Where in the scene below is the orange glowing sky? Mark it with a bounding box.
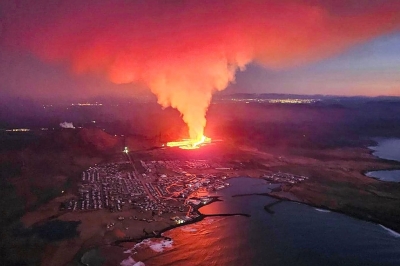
[0,0,399,138]
[1,1,399,99]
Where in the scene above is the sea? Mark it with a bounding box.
[366,138,400,182]
[93,177,400,266]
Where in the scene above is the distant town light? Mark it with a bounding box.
[5,128,31,132]
[228,98,318,104]
[123,147,129,153]
[71,103,103,106]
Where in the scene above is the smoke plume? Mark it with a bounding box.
[2,0,399,139]
[59,122,75,129]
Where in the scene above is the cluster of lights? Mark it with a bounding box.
[267,99,317,104]
[228,98,318,104]
[5,128,31,132]
[71,103,103,106]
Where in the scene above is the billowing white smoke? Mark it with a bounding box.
[59,122,75,129]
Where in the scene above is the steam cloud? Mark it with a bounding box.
[59,122,75,129]
[2,0,399,139]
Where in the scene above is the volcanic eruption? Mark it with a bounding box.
[2,0,399,149]
[167,135,212,150]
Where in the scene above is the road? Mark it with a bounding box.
[125,152,156,201]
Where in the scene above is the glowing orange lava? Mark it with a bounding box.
[167,135,211,150]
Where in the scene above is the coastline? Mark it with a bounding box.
[231,189,400,235]
[263,139,400,234]
[13,139,400,266]
[363,169,400,183]
[113,196,249,246]
[367,138,400,163]
[97,170,400,265]
[76,195,251,265]
[362,138,400,182]
[362,141,400,176]
[268,192,400,234]
[68,145,400,265]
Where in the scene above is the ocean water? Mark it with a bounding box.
[369,138,400,162]
[366,170,400,182]
[367,138,400,182]
[119,178,400,266]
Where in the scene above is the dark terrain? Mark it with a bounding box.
[1,94,400,265]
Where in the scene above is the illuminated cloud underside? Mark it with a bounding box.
[2,0,399,140]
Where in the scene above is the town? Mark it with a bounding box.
[60,154,232,225]
[60,151,310,226]
[262,172,309,184]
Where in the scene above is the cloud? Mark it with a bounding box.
[2,0,399,139]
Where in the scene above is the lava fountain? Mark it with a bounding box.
[167,135,211,150]
[5,1,399,152]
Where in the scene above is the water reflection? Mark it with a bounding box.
[367,138,400,182]
[141,178,400,266]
